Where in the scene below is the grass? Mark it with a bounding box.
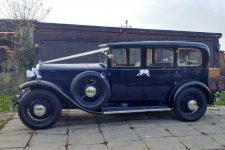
[215,92,225,105]
[0,95,13,112]
[0,95,15,130]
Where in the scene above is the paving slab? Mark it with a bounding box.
[69,123,99,132]
[209,106,225,116]
[134,126,173,138]
[68,112,96,125]
[204,110,218,116]
[35,126,68,135]
[53,118,68,127]
[69,128,104,145]
[186,116,211,125]
[1,148,23,150]
[155,118,189,127]
[209,133,225,146]
[12,113,19,119]
[216,122,225,129]
[107,140,148,150]
[100,124,140,142]
[178,135,224,150]
[29,134,67,146]
[147,112,174,120]
[192,124,225,134]
[25,145,66,150]
[213,110,225,116]
[68,144,107,150]
[0,119,33,135]
[127,119,159,128]
[165,126,201,137]
[205,115,225,123]
[144,137,187,150]
[0,134,31,149]
[69,125,100,135]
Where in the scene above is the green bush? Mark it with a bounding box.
[0,45,35,95]
[0,72,25,95]
[215,92,225,105]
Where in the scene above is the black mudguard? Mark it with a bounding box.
[18,80,102,114]
[170,81,215,105]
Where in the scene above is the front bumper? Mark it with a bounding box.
[9,90,28,110]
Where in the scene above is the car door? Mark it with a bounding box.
[142,47,177,104]
[109,47,143,101]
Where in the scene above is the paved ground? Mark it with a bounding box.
[1,107,225,150]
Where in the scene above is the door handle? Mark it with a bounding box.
[137,69,150,77]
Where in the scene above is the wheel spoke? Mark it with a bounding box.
[91,80,97,86]
[81,94,86,99]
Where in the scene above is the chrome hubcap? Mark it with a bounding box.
[85,86,97,97]
[33,104,46,117]
[187,100,198,111]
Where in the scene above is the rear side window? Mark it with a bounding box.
[178,48,202,66]
[146,48,174,67]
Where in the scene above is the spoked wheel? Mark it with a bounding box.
[70,71,110,110]
[174,88,207,122]
[18,89,62,129]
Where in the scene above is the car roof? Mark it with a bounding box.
[99,41,209,53]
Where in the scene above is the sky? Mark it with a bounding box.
[2,0,225,49]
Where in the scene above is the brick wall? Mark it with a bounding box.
[208,67,225,92]
[209,68,221,78]
[209,76,225,93]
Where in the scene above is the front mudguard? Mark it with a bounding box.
[12,80,101,114]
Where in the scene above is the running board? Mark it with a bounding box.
[102,106,172,114]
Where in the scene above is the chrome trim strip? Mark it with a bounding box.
[103,108,172,114]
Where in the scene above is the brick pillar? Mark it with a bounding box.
[219,51,225,68]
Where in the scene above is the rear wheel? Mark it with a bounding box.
[18,89,62,129]
[174,88,207,122]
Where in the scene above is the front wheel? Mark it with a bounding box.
[174,88,207,122]
[18,89,62,129]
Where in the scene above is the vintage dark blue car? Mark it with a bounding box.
[13,41,216,129]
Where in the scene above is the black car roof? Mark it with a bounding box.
[99,41,209,53]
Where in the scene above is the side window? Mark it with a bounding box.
[178,48,202,66]
[111,48,126,66]
[111,48,141,67]
[146,48,174,67]
[129,48,141,67]
[146,49,153,66]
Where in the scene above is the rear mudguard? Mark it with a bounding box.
[170,81,215,105]
[19,80,102,114]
